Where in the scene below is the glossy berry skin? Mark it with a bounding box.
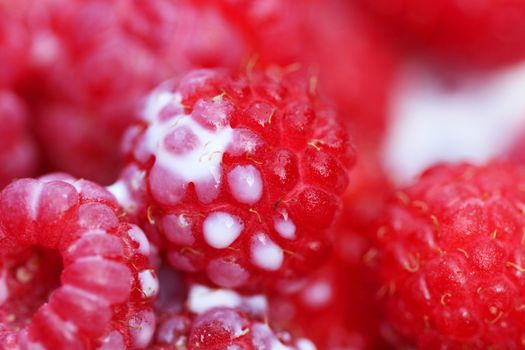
[22,0,247,184]
[373,163,525,349]
[205,0,396,143]
[0,91,37,189]
[270,219,388,350]
[151,275,316,350]
[267,145,392,349]
[354,0,525,68]
[116,67,354,290]
[0,175,158,349]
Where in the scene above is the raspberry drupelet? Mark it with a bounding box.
[0,174,158,349]
[371,162,525,348]
[150,268,316,350]
[113,67,354,289]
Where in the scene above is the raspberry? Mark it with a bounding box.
[354,0,525,67]
[270,220,387,350]
[151,272,316,350]
[0,174,158,349]
[204,0,396,143]
[343,146,392,232]
[0,91,37,189]
[21,0,247,184]
[372,162,525,348]
[114,67,354,289]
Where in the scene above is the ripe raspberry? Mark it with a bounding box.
[354,0,525,67]
[270,221,387,350]
[372,162,525,348]
[0,174,158,349]
[151,273,316,350]
[21,0,247,184]
[203,0,396,143]
[114,67,354,289]
[342,146,392,232]
[0,91,37,189]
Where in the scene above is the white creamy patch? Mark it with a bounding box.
[273,211,296,240]
[187,285,242,314]
[385,61,525,184]
[297,339,317,350]
[203,211,243,249]
[251,233,284,271]
[243,295,268,316]
[227,165,263,204]
[142,89,234,204]
[187,284,268,315]
[107,180,134,212]
[143,90,179,122]
[127,225,151,256]
[138,270,159,298]
[301,280,332,308]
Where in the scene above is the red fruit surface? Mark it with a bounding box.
[270,219,388,350]
[0,175,158,349]
[0,4,30,88]
[354,0,525,68]
[204,0,396,143]
[150,269,316,350]
[266,138,393,349]
[372,162,525,348]
[20,0,247,184]
[0,91,37,189]
[114,67,354,290]
[343,146,392,232]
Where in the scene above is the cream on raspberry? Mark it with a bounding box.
[114,67,354,289]
[153,283,317,350]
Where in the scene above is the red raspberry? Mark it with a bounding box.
[21,0,247,184]
[0,91,37,189]
[343,146,392,232]
[0,174,158,349]
[114,67,354,289]
[270,221,387,350]
[354,0,525,68]
[372,162,525,348]
[203,0,397,143]
[151,270,316,350]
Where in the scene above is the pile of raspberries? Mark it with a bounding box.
[2,0,525,349]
